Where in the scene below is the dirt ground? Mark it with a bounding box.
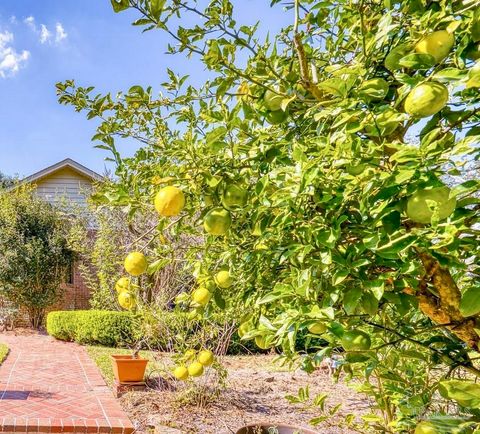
[120,354,370,434]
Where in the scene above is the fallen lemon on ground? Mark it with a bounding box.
[188,361,204,377]
[406,186,456,224]
[197,350,214,366]
[341,330,371,351]
[192,287,212,306]
[203,207,232,235]
[404,82,448,118]
[215,270,233,289]
[154,185,185,217]
[173,365,189,381]
[124,251,148,276]
[115,277,130,293]
[415,30,454,63]
[118,291,136,310]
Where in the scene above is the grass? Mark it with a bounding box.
[0,343,9,365]
[86,346,163,386]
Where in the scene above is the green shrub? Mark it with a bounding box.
[46,310,134,346]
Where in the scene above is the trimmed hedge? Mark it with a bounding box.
[46,310,134,347]
[46,309,264,353]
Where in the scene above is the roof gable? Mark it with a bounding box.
[22,158,103,184]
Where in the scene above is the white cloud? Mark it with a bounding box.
[55,23,67,44]
[39,24,51,44]
[0,31,30,78]
[23,16,67,45]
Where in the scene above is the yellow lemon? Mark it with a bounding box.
[404,82,448,118]
[118,291,136,310]
[406,187,456,224]
[197,350,214,367]
[173,365,189,381]
[188,361,204,377]
[203,207,232,235]
[192,287,212,306]
[215,270,233,289]
[415,30,455,63]
[115,277,130,293]
[124,251,148,276]
[154,186,185,217]
[184,349,196,360]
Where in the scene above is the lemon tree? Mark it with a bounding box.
[58,0,480,431]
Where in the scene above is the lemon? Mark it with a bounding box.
[415,30,455,63]
[184,349,196,360]
[115,277,130,293]
[358,78,389,102]
[406,187,456,224]
[341,330,371,351]
[263,89,284,111]
[173,365,189,381]
[124,251,148,276]
[221,183,248,210]
[346,163,366,176]
[364,108,401,137]
[118,291,136,310]
[215,270,233,289]
[414,421,438,434]
[265,110,288,125]
[192,287,212,306]
[154,186,185,217]
[203,207,232,235]
[255,335,272,350]
[197,350,214,366]
[188,361,204,377]
[307,322,327,335]
[404,82,448,118]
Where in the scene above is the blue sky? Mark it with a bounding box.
[0,1,291,178]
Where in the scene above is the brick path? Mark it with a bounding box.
[0,333,134,433]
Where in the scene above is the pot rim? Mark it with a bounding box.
[236,422,318,434]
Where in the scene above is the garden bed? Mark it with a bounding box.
[87,347,368,433]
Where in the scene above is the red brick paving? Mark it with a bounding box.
[0,334,134,433]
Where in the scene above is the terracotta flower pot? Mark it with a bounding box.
[111,355,148,383]
[236,424,318,434]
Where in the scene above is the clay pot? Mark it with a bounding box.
[111,355,148,383]
[236,424,318,434]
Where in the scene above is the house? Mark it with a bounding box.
[20,158,103,313]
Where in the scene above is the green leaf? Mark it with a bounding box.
[460,287,480,317]
[438,380,480,408]
[110,0,129,13]
[398,53,436,69]
[149,0,166,20]
[343,287,362,314]
[332,269,349,286]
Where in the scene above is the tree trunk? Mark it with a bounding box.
[417,252,480,351]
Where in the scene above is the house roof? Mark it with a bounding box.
[22,158,104,184]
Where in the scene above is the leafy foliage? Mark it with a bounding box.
[0,186,73,328]
[57,0,480,430]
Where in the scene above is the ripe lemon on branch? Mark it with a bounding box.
[215,270,233,289]
[115,277,130,293]
[404,82,448,118]
[415,30,455,63]
[406,186,456,224]
[154,185,185,217]
[188,361,204,377]
[192,287,212,306]
[118,290,136,310]
[124,251,148,276]
[173,365,189,381]
[197,350,214,366]
[203,207,232,235]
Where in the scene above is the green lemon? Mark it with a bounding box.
[415,30,455,63]
[263,89,284,111]
[404,82,448,118]
[221,183,248,210]
[265,110,288,125]
[364,108,401,137]
[307,322,327,335]
[358,78,389,102]
[203,207,232,235]
[406,187,456,224]
[341,330,371,351]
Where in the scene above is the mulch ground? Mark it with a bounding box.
[119,354,370,434]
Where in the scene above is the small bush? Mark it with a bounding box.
[46,310,134,346]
